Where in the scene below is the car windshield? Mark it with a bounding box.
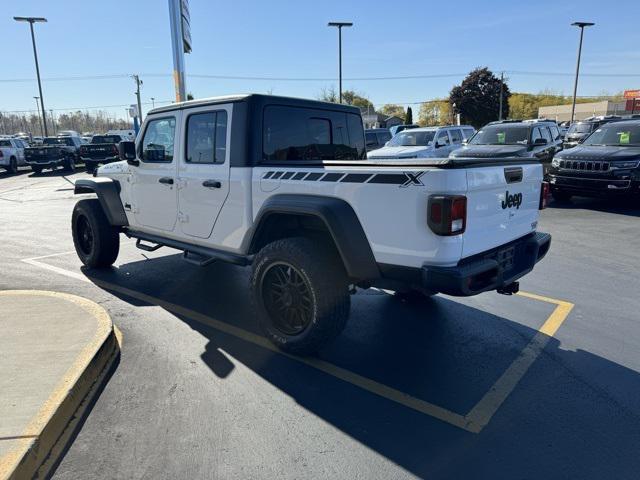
[568,123,593,134]
[91,135,121,144]
[44,137,72,145]
[582,124,640,146]
[387,130,435,147]
[469,125,529,145]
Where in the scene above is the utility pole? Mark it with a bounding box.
[34,96,44,136]
[570,22,595,123]
[14,17,48,136]
[328,22,353,103]
[498,71,504,121]
[132,75,143,124]
[168,0,190,102]
[49,109,56,135]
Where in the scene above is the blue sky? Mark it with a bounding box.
[4,0,640,119]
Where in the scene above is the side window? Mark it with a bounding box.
[185,111,227,164]
[449,128,463,144]
[262,106,365,162]
[463,128,475,140]
[141,117,176,163]
[365,132,378,147]
[550,125,561,140]
[530,127,543,144]
[436,130,450,145]
[540,126,552,143]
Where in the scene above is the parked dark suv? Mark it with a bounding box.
[563,116,621,149]
[365,128,392,152]
[450,119,563,169]
[548,119,640,200]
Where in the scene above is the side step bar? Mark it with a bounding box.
[126,229,251,267]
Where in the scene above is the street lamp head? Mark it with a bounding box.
[13,16,47,23]
[571,21,594,28]
[328,22,353,28]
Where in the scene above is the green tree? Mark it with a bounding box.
[379,104,405,118]
[405,106,413,125]
[318,87,374,111]
[449,67,510,128]
[418,100,450,126]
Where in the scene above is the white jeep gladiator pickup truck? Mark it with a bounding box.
[71,94,551,354]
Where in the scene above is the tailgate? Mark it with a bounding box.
[462,163,542,258]
[83,144,116,158]
[25,147,60,161]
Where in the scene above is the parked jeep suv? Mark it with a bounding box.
[548,119,640,200]
[450,119,563,169]
[563,116,621,149]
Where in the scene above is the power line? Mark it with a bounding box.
[0,70,638,84]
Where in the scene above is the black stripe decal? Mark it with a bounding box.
[304,172,323,181]
[281,171,294,180]
[271,171,284,179]
[292,172,307,180]
[263,171,275,179]
[340,173,372,183]
[367,174,407,185]
[320,173,344,182]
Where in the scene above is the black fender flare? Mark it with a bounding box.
[248,194,379,282]
[74,178,129,227]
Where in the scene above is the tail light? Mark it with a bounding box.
[539,181,550,210]
[112,144,119,154]
[428,195,467,236]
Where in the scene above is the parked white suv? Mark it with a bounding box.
[71,95,550,354]
[368,125,476,159]
[0,138,27,173]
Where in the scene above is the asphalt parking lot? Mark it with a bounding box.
[2,167,640,479]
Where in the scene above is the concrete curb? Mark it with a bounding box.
[0,290,121,480]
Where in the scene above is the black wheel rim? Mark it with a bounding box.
[77,215,94,256]
[261,262,313,335]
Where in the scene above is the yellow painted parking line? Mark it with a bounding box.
[21,252,574,434]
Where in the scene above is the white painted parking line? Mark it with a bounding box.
[20,249,574,433]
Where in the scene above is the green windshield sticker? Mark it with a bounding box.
[619,131,630,144]
[497,132,506,144]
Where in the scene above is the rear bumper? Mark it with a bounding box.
[80,156,118,164]
[25,158,64,166]
[422,232,551,296]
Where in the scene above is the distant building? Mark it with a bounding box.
[361,113,403,129]
[538,100,637,122]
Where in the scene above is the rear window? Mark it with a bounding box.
[262,106,366,162]
[44,137,73,146]
[377,131,391,144]
[91,135,122,144]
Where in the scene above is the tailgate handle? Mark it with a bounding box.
[504,167,523,184]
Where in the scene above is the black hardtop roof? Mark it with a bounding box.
[597,119,640,128]
[148,94,362,116]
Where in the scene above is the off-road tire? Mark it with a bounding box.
[8,157,17,174]
[31,166,42,174]
[250,237,350,355]
[86,163,95,174]
[72,199,120,268]
[63,156,76,172]
[551,190,572,202]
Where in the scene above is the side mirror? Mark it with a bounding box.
[118,141,138,165]
[533,138,548,146]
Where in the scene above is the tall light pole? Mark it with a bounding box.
[570,22,594,124]
[328,22,353,104]
[14,17,48,136]
[150,97,156,109]
[33,96,44,136]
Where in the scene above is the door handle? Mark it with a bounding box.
[158,177,174,185]
[202,179,222,189]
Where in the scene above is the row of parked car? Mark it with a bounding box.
[365,115,640,200]
[0,130,132,175]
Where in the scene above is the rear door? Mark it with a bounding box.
[462,163,542,258]
[132,115,180,232]
[177,104,231,239]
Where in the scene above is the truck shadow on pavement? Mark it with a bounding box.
[550,196,640,217]
[81,254,640,479]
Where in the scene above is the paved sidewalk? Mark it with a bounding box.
[0,290,119,480]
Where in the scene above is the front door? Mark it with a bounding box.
[132,115,180,232]
[177,105,231,239]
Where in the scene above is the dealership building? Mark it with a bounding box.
[538,90,640,122]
